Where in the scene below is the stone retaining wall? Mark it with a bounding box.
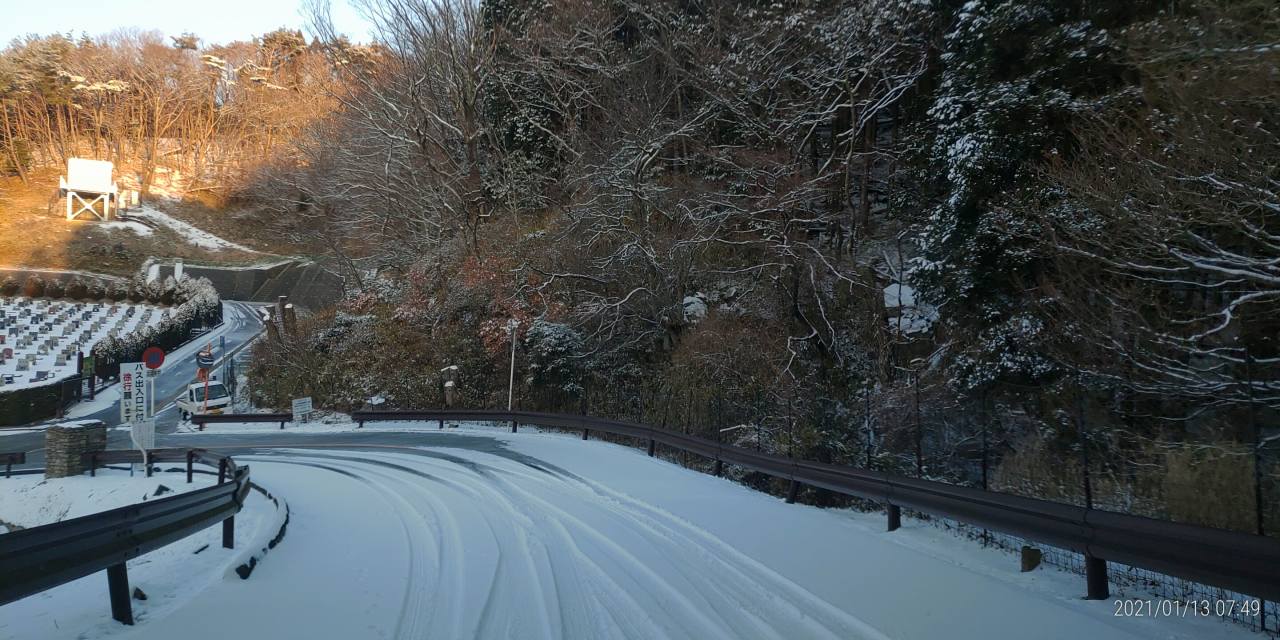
[45,422,107,478]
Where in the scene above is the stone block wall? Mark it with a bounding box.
[45,422,107,478]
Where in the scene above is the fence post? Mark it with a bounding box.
[89,451,97,477]
[186,451,193,484]
[144,450,151,478]
[1085,555,1109,599]
[107,563,133,625]
[217,459,227,484]
[222,516,235,549]
[914,372,923,478]
[886,504,901,532]
[1076,396,1093,510]
[1245,350,1265,537]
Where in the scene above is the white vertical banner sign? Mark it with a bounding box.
[120,361,153,473]
[119,362,147,424]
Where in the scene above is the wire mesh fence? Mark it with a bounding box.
[922,514,1277,636]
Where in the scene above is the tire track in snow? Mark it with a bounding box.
[237,445,890,640]
[238,456,438,640]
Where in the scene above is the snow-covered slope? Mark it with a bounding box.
[129,206,257,253]
[0,297,164,391]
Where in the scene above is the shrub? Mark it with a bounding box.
[22,275,44,298]
[108,281,128,301]
[0,277,18,296]
[88,280,107,300]
[127,282,146,303]
[65,277,89,300]
[92,277,223,375]
[45,279,65,299]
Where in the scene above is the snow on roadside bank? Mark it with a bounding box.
[0,468,279,640]
[129,205,257,253]
[0,467,211,529]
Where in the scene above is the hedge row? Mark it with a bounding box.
[91,276,222,379]
[0,378,73,427]
[1,274,182,305]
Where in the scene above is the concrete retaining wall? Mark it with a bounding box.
[155,261,343,312]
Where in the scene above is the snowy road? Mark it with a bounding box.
[75,429,1246,640]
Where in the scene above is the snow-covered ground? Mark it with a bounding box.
[0,466,210,530]
[113,427,1249,639]
[102,220,154,237]
[0,297,164,391]
[128,206,257,253]
[0,468,281,639]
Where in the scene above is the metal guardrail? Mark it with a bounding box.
[347,409,1280,604]
[2,451,25,478]
[191,412,292,430]
[0,448,251,625]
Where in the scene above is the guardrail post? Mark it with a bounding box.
[358,418,365,429]
[198,418,204,431]
[887,504,901,531]
[511,420,518,433]
[786,480,800,504]
[279,418,285,430]
[4,457,11,479]
[223,516,235,549]
[144,451,152,478]
[218,459,227,484]
[647,438,656,457]
[186,451,194,484]
[107,563,133,625]
[89,451,97,477]
[582,428,589,440]
[713,459,723,476]
[439,419,444,430]
[1085,555,1109,599]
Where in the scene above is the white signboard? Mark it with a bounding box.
[292,396,313,422]
[119,362,149,424]
[66,158,115,193]
[130,418,155,451]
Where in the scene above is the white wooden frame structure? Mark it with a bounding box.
[60,158,119,221]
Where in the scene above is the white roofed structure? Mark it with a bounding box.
[59,158,120,221]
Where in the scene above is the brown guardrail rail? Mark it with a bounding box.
[343,408,1280,604]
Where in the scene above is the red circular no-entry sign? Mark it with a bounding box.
[142,346,165,369]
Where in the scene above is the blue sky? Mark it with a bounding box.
[1,0,374,47]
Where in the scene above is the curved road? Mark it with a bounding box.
[46,429,1232,640]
